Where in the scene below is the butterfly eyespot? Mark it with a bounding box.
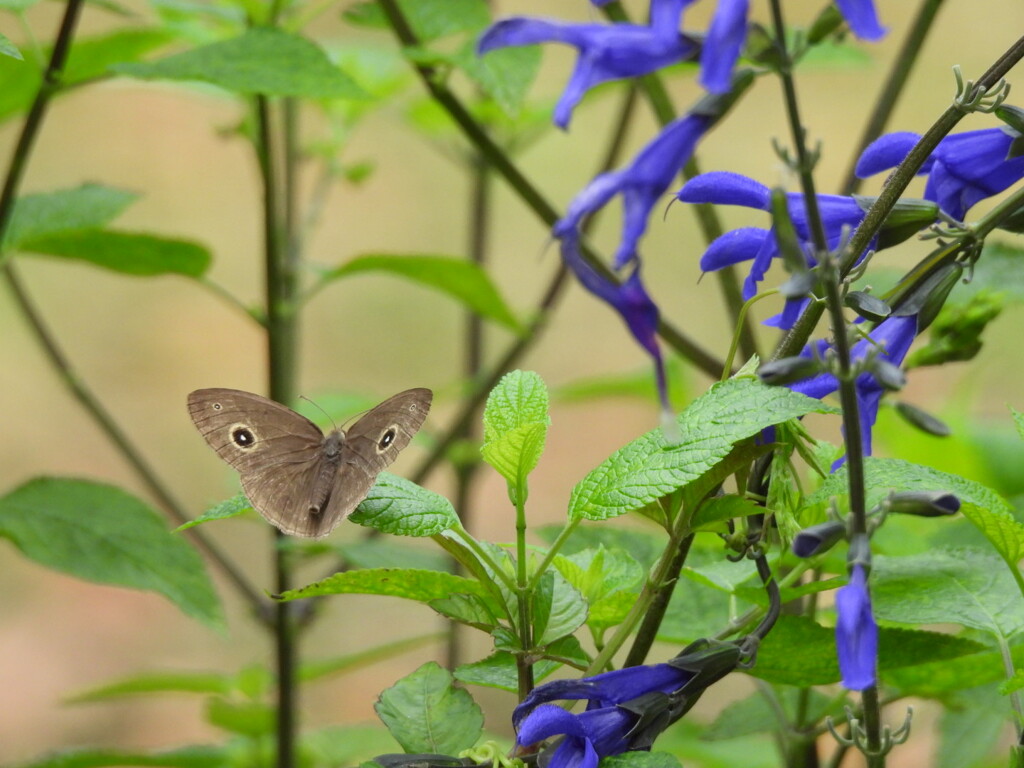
[212,403,222,411]
[232,427,256,448]
[378,428,397,450]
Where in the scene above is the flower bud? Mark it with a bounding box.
[845,291,891,322]
[894,401,951,436]
[886,490,960,517]
[792,520,847,557]
[867,358,907,391]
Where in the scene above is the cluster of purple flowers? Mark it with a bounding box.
[477,0,1024,762]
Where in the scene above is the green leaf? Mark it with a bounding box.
[375,662,483,754]
[554,546,643,629]
[0,478,224,629]
[21,230,212,277]
[459,41,541,117]
[4,185,137,250]
[115,27,366,98]
[691,494,765,532]
[68,671,231,702]
[531,570,588,646]
[810,458,1024,565]
[429,592,499,631]
[205,697,274,736]
[454,650,569,692]
[323,254,521,332]
[349,473,458,536]
[302,725,402,767]
[336,538,451,572]
[938,686,1007,768]
[481,370,550,489]
[0,30,22,60]
[343,0,490,40]
[0,28,175,124]
[872,549,1024,638]
[704,687,841,741]
[601,754,682,768]
[569,377,833,521]
[277,567,489,604]
[9,746,227,768]
[175,494,252,532]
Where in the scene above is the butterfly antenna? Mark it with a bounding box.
[299,395,338,431]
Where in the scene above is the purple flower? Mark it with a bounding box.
[513,664,692,768]
[676,171,876,327]
[835,563,878,690]
[789,314,919,460]
[477,0,695,129]
[698,0,885,94]
[558,114,711,270]
[856,127,1024,221]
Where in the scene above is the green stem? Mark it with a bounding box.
[514,483,534,698]
[839,0,948,195]
[775,34,1024,361]
[255,93,299,768]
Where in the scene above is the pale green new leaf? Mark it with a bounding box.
[0,478,224,629]
[570,377,832,521]
[531,570,588,646]
[0,30,22,60]
[67,671,231,702]
[9,746,226,768]
[115,27,366,99]
[175,494,252,532]
[375,662,483,754]
[481,370,550,488]
[322,254,521,332]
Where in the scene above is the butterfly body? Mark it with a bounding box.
[188,387,432,538]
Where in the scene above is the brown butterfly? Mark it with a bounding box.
[187,388,432,538]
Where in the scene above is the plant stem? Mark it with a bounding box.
[839,0,948,195]
[0,0,266,614]
[255,93,299,768]
[514,484,534,698]
[623,532,693,667]
[775,34,1024,360]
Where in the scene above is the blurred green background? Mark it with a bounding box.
[2,0,1024,763]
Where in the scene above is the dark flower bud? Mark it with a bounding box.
[769,187,808,279]
[792,520,847,558]
[867,358,907,391]
[894,401,951,436]
[886,490,961,517]
[758,356,822,386]
[845,291,891,322]
[907,289,1003,368]
[807,4,844,43]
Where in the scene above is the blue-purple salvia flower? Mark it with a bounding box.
[789,313,919,460]
[835,563,878,690]
[676,171,877,328]
[698,0,885,94]
[554,114,710,423]
[513,664,694,768]
[856,127,1024,221]
[477,0,695,129]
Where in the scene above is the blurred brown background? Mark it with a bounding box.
[2,0,1023,763]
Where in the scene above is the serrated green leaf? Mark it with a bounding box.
[67,671,231,703]
[872,549,1024,638]
[887,643,1024,698]
[0,29,175,124]
[343,0,489,40]
[115,27,366,98]
[336,538,451,572]
[554,546,643,629]
[21,230,212,277]
[569,377,833,521]
[531,570,588,646]
[4,185,137,250]
[205,697,273,736]
[176,494,252,532]
[9,746,227,768]
[481,370,550,489]
[349,473,458,536]
[278,567,489,604]
[375,662,483,754]
[0,478,224,629]
[811,457,1024,566]
[322,254,521,332]
[429,592,499,631]
[454,650,566,692]
[0,30,22,60]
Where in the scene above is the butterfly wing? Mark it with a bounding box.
[187,388,330,536]
[317,388,433,532]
